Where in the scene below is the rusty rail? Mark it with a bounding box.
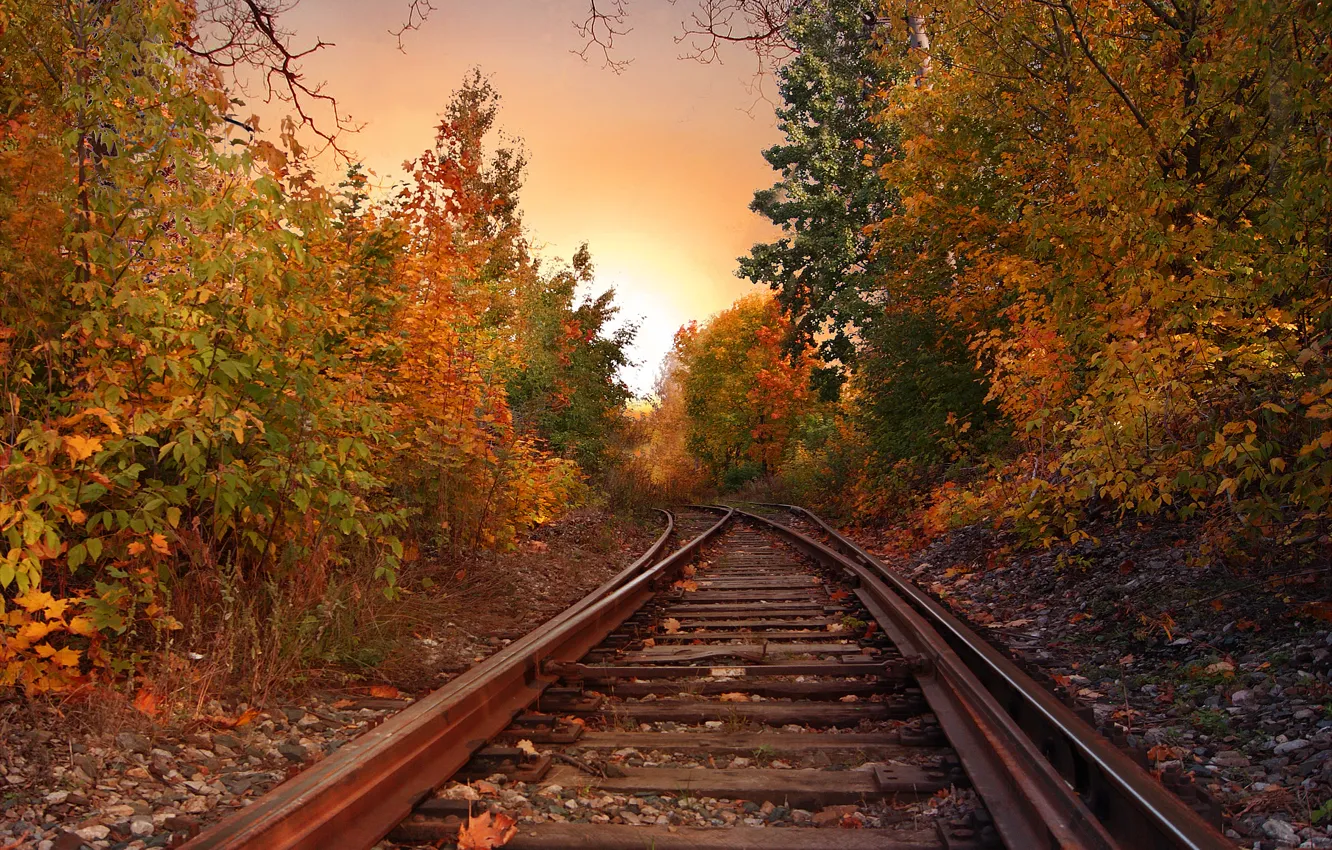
[183,508,729,850]
[746,504,1233,850]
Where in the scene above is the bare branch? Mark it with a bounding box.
[391,0,438,52]
[180,0,359,157]
[574,0,634,73]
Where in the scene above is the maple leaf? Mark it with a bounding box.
[682,564,697,578]
[828,590,850,602]
[150,534,170,555]
[641,638,656,648]
[15,589,57,614]
[457,811,517,850]
[662,618,682,634]
[718,692,750,702]
[839,694,859,703]
[515,739,538,756]
[368,684,401,699]
[672,579,699,592]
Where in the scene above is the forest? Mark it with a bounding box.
[0,0,1329,708]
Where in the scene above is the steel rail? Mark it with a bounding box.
[751,503,1233,850]
[733,507,1114,849]
[184,508,731,850]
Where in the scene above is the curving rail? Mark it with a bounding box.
[748,503,1232,850]
[183,508,729,850]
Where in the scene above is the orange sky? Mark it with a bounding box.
[262,0,784,393]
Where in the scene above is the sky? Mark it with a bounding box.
[257,0,785,395]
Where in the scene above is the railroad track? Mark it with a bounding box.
[183,506,1234,850]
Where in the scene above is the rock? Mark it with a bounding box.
[1263,818,1300,845]
[213,733,241,750]
[1231,690,1256,706]
[131,819,154,837]
[277,742,308,763]
[76,825,111,841]
[812,805,858,827]
[44,790,69,804]
[182,796,210,814]
[1275,740,1311,756]
[117,732,152,755]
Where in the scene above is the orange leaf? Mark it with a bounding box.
[134,688,160,718]
[457,811,517,850]
[718,692,750,702]
[202,707,262,728]
[369,684,401,699]
[828,590,851,602]
[672,579,699,592]
[662,618,682,634]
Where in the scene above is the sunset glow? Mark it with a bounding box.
[260,0,783,393]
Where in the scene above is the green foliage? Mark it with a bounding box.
[738,0,906,398]
[508,244,637,471]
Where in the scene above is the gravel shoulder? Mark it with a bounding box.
[846,515,1332,848]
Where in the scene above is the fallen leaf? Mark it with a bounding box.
[1204,660,1235,676]
[1209,599,1226,612]
[515,739,538,756]
[368,684,400,699]
[839,694,859,703]
[826,623,845,633]
[828,590,850,602]
[662,618,682,634]
[1236,619,1261,632]
[672,579,699,592]
[1294,601,1332,622]
[1068,612,1093,624]
[331,699,355,709]
[719,692,750,702]
[641,638,656,648]
[457,811,517,850]
[133,688,159,718]
[203,707,261,728]
[1119,654,1136,665]
[682,564,697,578]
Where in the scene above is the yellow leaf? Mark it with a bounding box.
[15,589,56,613]
[67,616,97,636]
[151,534,169,555]
[63,435,103,463]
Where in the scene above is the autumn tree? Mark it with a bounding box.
[0,8,635,693]
[671,295,815,486]
[870,0,1332,540]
